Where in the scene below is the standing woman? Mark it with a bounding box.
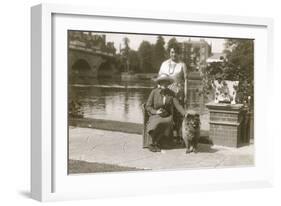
[159,46,188,107]
[158,46,189,140]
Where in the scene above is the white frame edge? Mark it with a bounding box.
[31,4,42,201]
[31,4,53,201]
[31,3,274,202]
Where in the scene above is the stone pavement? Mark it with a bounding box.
[69,127,254,172]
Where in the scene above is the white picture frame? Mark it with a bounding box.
[31,3,274,202]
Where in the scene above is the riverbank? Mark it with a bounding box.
[69,127,254,174]
[69,118,142,134]
[120,71,203,81]
[121,72,157,81]
[69,160,146,174]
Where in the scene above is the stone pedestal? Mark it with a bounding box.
[206,102,246,147]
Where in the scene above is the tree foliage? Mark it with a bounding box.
[138,41,154,73]
[202,39,254,104]
[120,37,131,72]
[225,39,254,104]
[167,37,180,53]
[122,37,130,57]
[153,35,166,72]
[128,50,140,73]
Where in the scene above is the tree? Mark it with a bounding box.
[121,37,131,72]
[123,37,130,56]
[224,39,254,104]
[128,50,140,73]
[138,41,154,73]
[201,39,254,104]
[106,42,116,54]
[167,37,179,53]
[153,35,166,72]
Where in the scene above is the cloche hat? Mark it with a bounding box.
[153,73,174,84]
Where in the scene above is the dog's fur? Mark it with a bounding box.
[182,112,200,153]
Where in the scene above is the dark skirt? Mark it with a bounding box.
[147,114,173,138]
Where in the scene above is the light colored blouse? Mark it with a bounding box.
[159,59,188,84]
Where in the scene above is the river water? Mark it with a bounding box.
[70,78,154,123]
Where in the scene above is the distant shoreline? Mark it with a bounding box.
[71,83,154,89]
[120,72,157,81]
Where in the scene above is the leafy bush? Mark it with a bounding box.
[201,39,254,106]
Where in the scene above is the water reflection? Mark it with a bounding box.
[69,78,153,123]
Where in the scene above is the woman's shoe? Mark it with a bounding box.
[185,148,192,154]
[148,144,157,152]
[155,145,161,152]
[192,148,198,153]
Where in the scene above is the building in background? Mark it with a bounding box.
[68,31,116,55]
[178,38,212,72]
[206,53,226,63]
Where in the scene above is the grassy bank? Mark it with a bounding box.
[69,118,143,134]
[68,159,146,174]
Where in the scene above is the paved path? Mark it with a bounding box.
[69,127,254,172]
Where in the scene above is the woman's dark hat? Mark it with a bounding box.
[153,74,174,84]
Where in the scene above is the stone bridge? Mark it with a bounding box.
[68,41,118,82]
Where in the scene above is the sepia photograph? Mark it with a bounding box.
[67,30,254,174]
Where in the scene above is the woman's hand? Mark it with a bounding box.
[184,112,188,118]
[156,108,163,114]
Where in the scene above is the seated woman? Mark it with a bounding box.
[146,74,187,152]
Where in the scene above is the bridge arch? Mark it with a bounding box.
[71,59,91,76]
[69,58,93,83]
[68,49,119,82]
[97,61,116,78]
